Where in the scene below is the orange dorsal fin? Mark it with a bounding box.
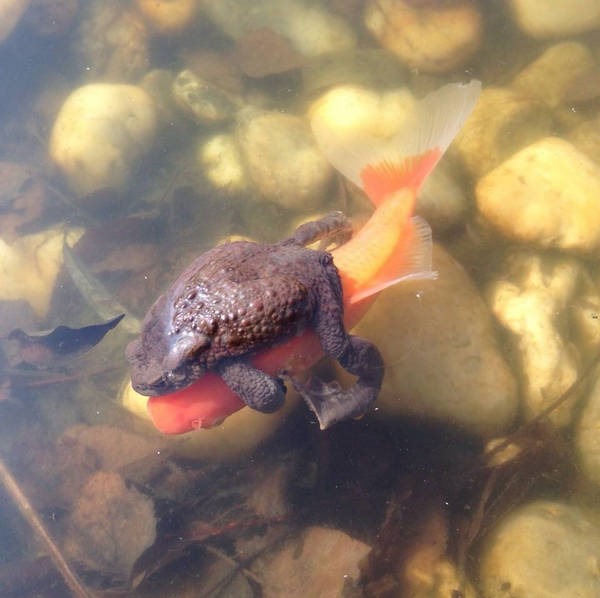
[311,80,481,205]
[360,149,441,206]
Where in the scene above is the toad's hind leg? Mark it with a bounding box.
[287,211,352,248]
[294,335,383,429]
[217,359,286,413]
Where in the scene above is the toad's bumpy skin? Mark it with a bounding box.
[126,212,383,428]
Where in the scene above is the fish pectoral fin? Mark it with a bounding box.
[348,215,436,304]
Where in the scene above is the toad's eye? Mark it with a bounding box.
[163,334,210,371]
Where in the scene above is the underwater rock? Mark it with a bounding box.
[23,0,79,38]
[73,0,149,81]
[452,87,552,178]
[135,0,197,35]
[309,83,417,141]
[568,114,600,167]
[49,83,157,196]
[364,0,482,73]
[479,500,600,597]
[120,380,300,462]
[173,69,239,124]
[511,41,596,109]
[236,107,333,211]
[507,0,600,39]
[417,159,468,233]
[576,371,600,487]
[140,69,184,130]
[346,245,518,438]
[476,137,600,253]
[487,251,581,427]
[302,49,406,97]
[0,228,82,319]
[197,133,249,193]
[247,526,370,597]
[198,0,356,58]
[0,0,31,43]
[302,48,406,97]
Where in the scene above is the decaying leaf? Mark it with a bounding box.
[6,314,124,368]
[63,243,141,335]
[234,28,304,78]
[64,471,157,579]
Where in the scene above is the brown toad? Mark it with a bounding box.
[126,212,383,429]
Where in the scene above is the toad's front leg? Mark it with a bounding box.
[217,359,286,413]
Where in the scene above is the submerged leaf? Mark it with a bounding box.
[63,243,141,335]
[234,28,304,77]
[7,314,124,367]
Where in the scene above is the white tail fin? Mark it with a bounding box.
[311,80,481,203]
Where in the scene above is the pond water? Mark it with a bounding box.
[2,1,600,597]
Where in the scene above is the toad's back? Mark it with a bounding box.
[164,240,333,367]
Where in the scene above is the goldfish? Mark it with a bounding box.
[140,80,481,434]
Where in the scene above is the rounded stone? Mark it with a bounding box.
[197,133,249,193]
[476,137,600,253]
[308,84,417,141]
[417,159,468,233]
[452,87,552,178]
[135,0,197,34]
[364,0,482,73]
[198,0,356,58]
[0,0,31,43]
[73,0,149,82]
[479,501,600,597]
[486,250,582,427]
[511,41,596,108]
[49,84,157,196]
[236,108,333,211]
[173,69,239,124]
[346,244,518,438]
[507,0,600,39]
[576,371,600,486]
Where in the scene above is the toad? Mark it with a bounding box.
[126,80,481,433]
[126,211,384,429]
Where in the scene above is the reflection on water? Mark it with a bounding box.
[1,1,600,596]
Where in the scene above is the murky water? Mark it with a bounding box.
[2,1,600,597]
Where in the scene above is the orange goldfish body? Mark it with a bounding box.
[147,81,482,434]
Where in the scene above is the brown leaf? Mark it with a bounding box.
[91,243,159,275]
[234,28,305,78]
[64,471,157,579]
[6,314,124,368]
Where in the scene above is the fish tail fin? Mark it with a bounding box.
[311,80,481,206]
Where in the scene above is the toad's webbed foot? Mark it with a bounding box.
[293,335,383,429]
[217,359,286,413]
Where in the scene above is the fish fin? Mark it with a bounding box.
[311,80,481,205]
[349,215,436,303]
